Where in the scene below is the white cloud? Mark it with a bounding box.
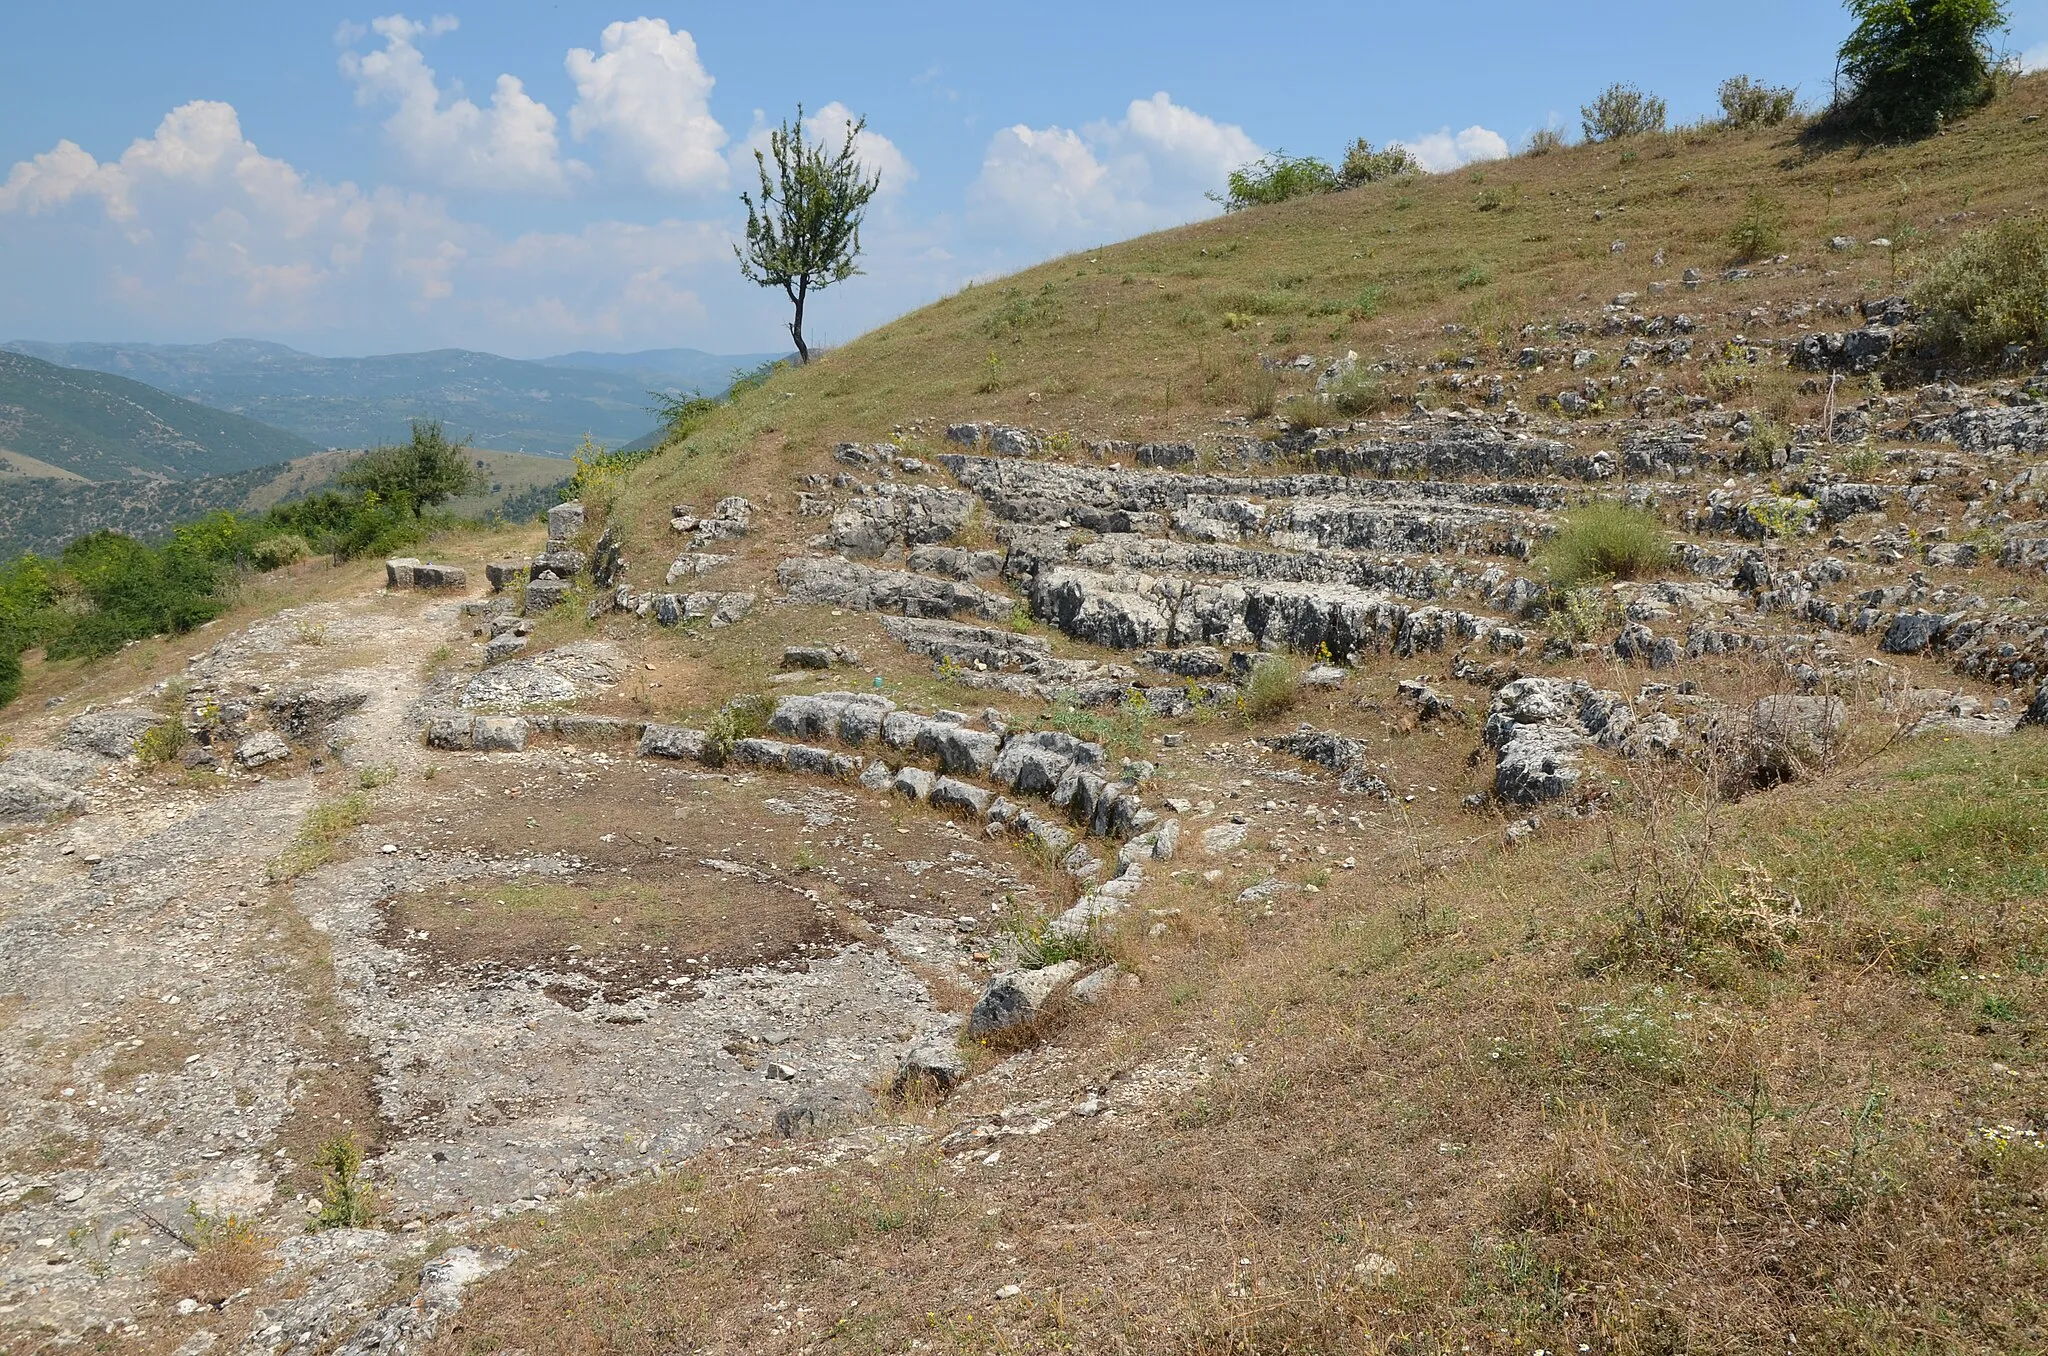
[731,102,916,198]
[565,18,727,193]
[968,92,1259,239]
[2022,41,2048,73]
[1394,125,1510,174]
[339,14,572,194]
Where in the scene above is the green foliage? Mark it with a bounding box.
[736,105,883,362]
[1727,190,1789,262]
[248,533,312,571]
[311,1135,375,1230]
[134,720,189,767]
[562,435,652,524]
[648,390,722,444]
[335,420,484,519]
[1238,656,1302,724]
[1581,83,1668,141]
[1326,366,1392,418]
[1524,128,1568,156]
[1337,139,1418,187]
[702,692,775,767]
[1719,75,1799,128]
[1745,496,1818,538]
[1216,151,1340,213]
[1912,216,2048,361]
[1544,585,1615,646]
[1831,0,2009,139]
[1540,502,1671,587]
[1743,416,1795,469]
[42,531,233,661]
[269,793,371,883]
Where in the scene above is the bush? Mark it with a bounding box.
[1581,83,1668,142]
[1830,0,2009,139]
[1337,139,1417,187]
[1238,656,1301,724]
[1719,75,1799,128]
[1912,217,2048,361]
[1540,502,1672,587]
[311,1135,375,1230]
[1217,152,1339,212]
[1524,128,1568,157]
[249,534,312,572]
[703,692,776,766]
[1727,190,1789,262]
[43,531,232,661]
[1326,366,1392,419]
[134,720,189,767]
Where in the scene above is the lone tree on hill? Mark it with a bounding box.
[1830,0,2010,139]
[337,419,484,518]
[736,106,882,364]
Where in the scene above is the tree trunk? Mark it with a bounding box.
[789,281,809,363]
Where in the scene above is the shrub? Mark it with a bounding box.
[1743,416,1795,469]
[1830,0,2009,140]
[1326,366,1392,418]
[1540,502,1671,587]
[1244,362,1279,420]
[134,720,189,767]
[1581,83,1668,142]
[1726,190,1789,262]
[1238,656,1302,724]
[311,1136,374,1230]
[249,534,311,572]
[1912,217,2048,361]
[1524,128,1568,157]
[703,692,775,766]
[1337,139,1417,187]
[1720,76,1798,129]
[1216,152,1339,212]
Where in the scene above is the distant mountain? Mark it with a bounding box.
[1,339,773,454]
[541,346,786,389]
[0,350,318,481]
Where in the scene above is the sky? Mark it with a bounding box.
[3,2,2045,360]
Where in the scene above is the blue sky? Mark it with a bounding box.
[3,2,2044,358]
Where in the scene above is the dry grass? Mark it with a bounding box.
[608,74,2048,579]
[431,729,2047,1355]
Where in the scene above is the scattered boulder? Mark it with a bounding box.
[2024,684,2048,728]
[233,731,292,768]
[893,1028,969,1095]
[639,724,709,760]
[58,708,164,759]
[267,681,371,741]
[485,560,528,592]
[386,559,467,589]
[0,769,87,826]
[966,961,1081,1036]
[781,644,861,670]
[1746,695,1847,782]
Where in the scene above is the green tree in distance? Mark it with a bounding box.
[1832,0,2010,138]
[336,419,484,519]
[736,107,882,364]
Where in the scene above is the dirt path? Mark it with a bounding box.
[1,583,1022,1351]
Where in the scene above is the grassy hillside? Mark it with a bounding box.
[402,75,2048,1356]
[616,72,2048,552]
[0,349,316,481]
[1,338,757,453]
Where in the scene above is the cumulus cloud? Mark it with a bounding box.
[2022,41,2048,73]
[339,14,572,194]
[969,92,1259,239]
[1394,125,1511,174]
[565,18,728,192]
[0,99,785,353]
[730,101,916,198]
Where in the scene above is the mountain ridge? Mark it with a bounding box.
[1,338,780,454]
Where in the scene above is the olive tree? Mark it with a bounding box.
[336,419,484,518]
[735,106,882,364]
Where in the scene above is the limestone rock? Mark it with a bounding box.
[0,770,86,826]
[58,708,164,759]
[966,961,1081,1036]
[639,724,709,760]
[234,731,292,768]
